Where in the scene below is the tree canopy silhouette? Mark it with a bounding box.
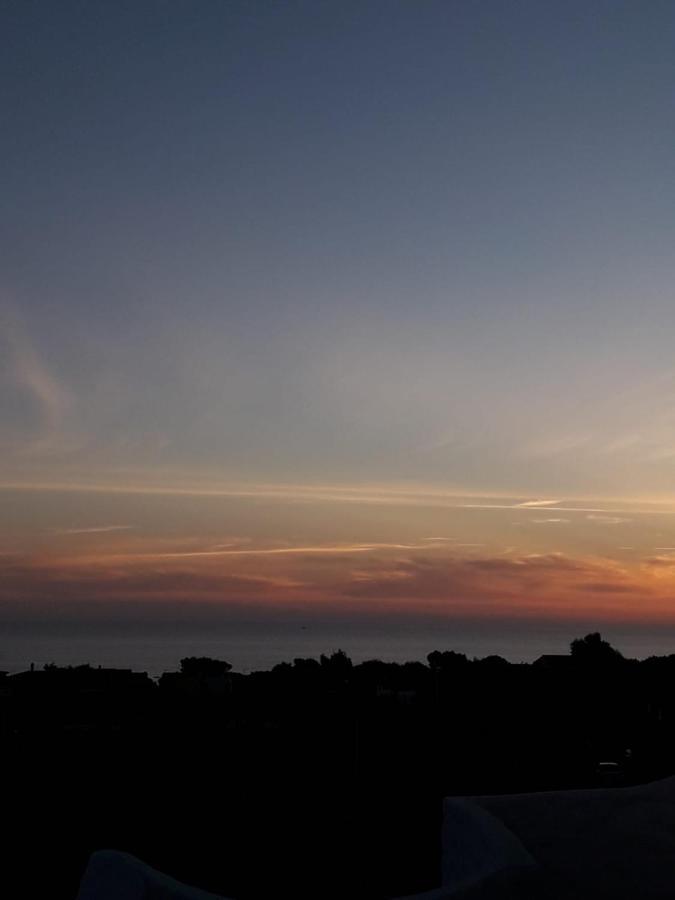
[570,632,623,664]
[427,650,469,672]
[320,649,353,676]
[179,656,232,677]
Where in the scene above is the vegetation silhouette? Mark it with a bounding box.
[4,633,675,899]
[180,656,233,676]
[570,630,625,665]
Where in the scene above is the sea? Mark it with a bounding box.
[4,626,675,678]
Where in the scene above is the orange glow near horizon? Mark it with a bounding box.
[4,482,675,647]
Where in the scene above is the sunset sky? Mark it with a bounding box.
[4,2,675,664]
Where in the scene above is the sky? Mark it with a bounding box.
[4,1,675,662]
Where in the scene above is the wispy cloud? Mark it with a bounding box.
[461,503,613,513]
[88,540,457,562]
[531,518,570,524]
[54,525,135,535]
[586,514,631,525]
[0,309,75,455]
[643,556,675,568]
[342,551,643,619]
[3,479,673,516]
[520,434,593,460]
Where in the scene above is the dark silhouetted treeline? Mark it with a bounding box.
[5,633,675,899]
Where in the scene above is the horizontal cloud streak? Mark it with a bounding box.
[55,525,135,535]
[3,480,675,516]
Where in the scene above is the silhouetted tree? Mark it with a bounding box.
[179,657,232,677]
[427,650,468,672]
[570,633,623,665]
[272,661,293,675]
[476,655,510,668]
[292,657,321,674]
[320,649,353,677]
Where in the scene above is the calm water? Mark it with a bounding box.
[4,626,675,677]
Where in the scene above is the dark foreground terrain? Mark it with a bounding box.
[4,634,675,899]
